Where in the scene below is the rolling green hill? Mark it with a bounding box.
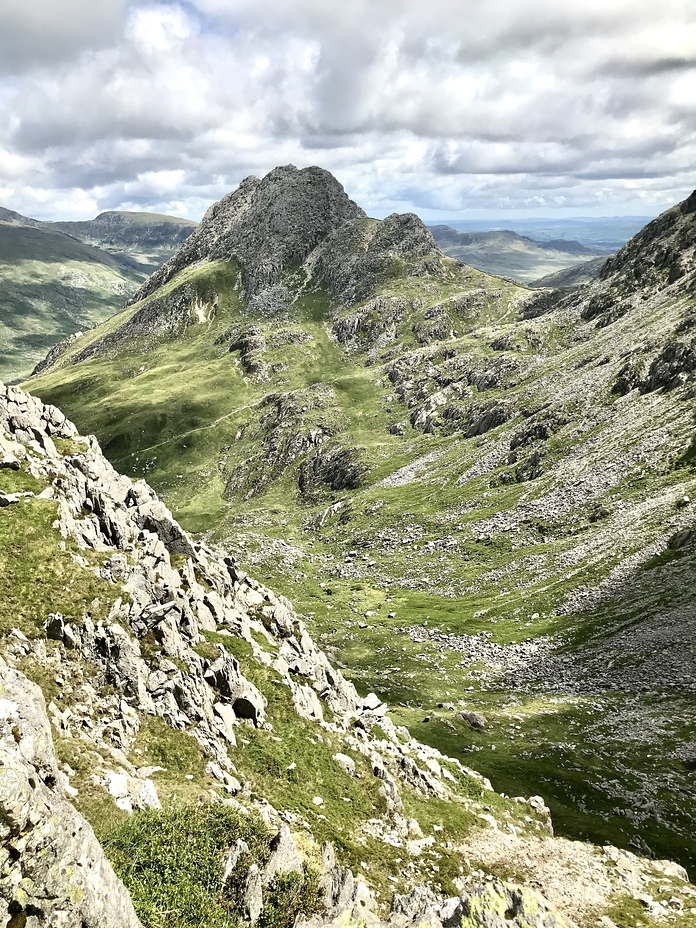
[27,167,696,877]
[0,208,197,384]
[0,222,145,383]
[430,225,610,284]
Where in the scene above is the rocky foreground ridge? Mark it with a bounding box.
[2,388,696,927]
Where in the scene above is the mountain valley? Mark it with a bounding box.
[429,226,612,285]
[5,380,694,928]
[18,161,696,922]
[0,160,693,928]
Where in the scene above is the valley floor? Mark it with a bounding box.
[210,491,696,878]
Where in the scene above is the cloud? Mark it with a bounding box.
[1,0,695,220]
[0,0,128,74]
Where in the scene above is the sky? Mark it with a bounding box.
[0,0,694,222]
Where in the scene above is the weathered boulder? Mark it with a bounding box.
[233,688,267,725]
[333,752,356,777]
[293,682,324,721]
[244,864,264,924]
[459,882,569,928]
[204,649,245,697]
[457,710,487,730]
[262,825,304,885]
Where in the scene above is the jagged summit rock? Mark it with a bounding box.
[129,164,369,304]
[313,209,442,304]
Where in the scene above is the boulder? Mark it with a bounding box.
[233,688,267,725]
[262,825,304,885]
[133,498,195,556]
[333,752,356,777]
[105,770,161,814]
[204,650,244,698]
[292,683,324,721]
[244,864,264,924]
[456,710,487,730]
[213,701,238,744]
[363,692,384,712]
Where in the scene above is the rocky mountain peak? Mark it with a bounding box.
[680,189,696,214]
[129,164,367,304]
[31,166,446,369]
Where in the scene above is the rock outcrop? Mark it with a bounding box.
[0,658,143,928]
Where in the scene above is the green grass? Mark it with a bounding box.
[24,229,696,881]
[105,803,320,928]
[0,485,119,638]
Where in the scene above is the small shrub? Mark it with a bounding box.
[105,802,321,928]
[106,803,269,928]
[259,870,322,928]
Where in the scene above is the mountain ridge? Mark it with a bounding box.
[48,209,197,255]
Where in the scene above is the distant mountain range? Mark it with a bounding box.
[46,210,197,269]
[429,216,653,250]
[429,225,612,284]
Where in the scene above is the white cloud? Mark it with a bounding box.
[1,0,695,220]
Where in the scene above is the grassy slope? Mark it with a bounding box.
[530,257,607,289]
[27,249,696,876]
[0,224,145,383]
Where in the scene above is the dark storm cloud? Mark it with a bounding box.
[0,0,694,220]
[595,56,696,78]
